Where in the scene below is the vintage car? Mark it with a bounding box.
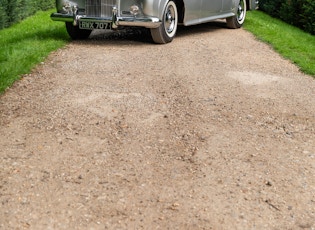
[51,0,258,44]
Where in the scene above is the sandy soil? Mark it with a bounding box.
[1,21,315,229]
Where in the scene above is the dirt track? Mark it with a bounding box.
[1,21,315,229]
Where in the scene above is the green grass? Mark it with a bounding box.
[0,9,69,93]
[244,10,315,76]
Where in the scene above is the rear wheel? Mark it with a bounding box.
[226,0,246,29]
[150,1,178,44]
[65,22,92,40]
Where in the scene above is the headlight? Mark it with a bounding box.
[62,1,77,14]
[130,5,140,16]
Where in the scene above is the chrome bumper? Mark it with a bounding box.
[50,12,161,29]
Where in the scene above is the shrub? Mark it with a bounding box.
[258,0,283,18]
[0,0,55,29]
[301,0,315,35]
[259,0,315,35]
[279,0,302,26]
[0,4,7,28]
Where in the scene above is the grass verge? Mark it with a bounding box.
[0,9,69,93]
[244,10,315,76]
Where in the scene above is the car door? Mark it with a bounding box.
[201,0,222,16]
[182,0,203,25]
[183,0,225,26]
[222,0,234,13]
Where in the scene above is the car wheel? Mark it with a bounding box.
[150,1,178,44]
[65,22,92,40]
[226,0,247,29]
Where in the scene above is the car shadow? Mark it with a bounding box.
[176,20,227,38]
[89,27,153,44]
[87,20,228,45]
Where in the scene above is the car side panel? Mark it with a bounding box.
[222,0,235,12]
[182,0,202,25]
[201,0,222,14]
[183,0,236,26]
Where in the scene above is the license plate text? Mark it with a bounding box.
[79,21,111,30]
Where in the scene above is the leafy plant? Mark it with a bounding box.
[0,0,55,29]
[259,0,315,35]
[301,0,315,35]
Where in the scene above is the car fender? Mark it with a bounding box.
[141,0,170,20]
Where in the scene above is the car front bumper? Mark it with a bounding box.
[51,11,161,29]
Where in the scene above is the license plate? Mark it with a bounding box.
[79,21,111,30]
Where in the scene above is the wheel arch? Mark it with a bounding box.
[174,0,185,24]
[154,0,184,23]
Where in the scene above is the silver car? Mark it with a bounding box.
[51,0,258,44]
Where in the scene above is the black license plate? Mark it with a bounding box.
[79,21,111,30]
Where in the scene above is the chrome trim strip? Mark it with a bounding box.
[116,17,161,28]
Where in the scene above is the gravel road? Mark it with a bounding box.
[1,21,315,229]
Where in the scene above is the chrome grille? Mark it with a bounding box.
[86,0,116,17]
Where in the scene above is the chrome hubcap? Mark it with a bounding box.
[165,5,176,33]
[237,0,245,22]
